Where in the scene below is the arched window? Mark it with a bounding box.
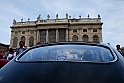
[13,37,18,48]
[40,30,46,44]
[29,36,34,47]
[49,29,56,42]
[21,36,25,42]
[93,35,99,42]
[72,35,78,41]
[82,35,88,42]
[59,29,66,42]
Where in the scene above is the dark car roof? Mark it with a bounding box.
[0,42,124,83]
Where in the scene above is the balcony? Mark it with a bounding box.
[12,18,101,26]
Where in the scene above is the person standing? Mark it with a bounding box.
[7,48,15,60]
[3,47,9,59]
[116,44,122,55]
[16,41,27,56]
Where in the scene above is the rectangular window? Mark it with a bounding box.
[30,31,34,34]
[93,29,97,32]
[15,32,18,34]
[83,29,87,32]
[22,31,25,34]
[73,30,77,33]
[40,30,46,43]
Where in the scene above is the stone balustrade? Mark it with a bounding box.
[13,18,101,26]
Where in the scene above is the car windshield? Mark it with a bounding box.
[18,45,114,62]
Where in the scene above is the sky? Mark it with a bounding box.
[0,0,124,48]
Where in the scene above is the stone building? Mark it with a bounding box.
[0,43,9,52]
[10,14,103,48]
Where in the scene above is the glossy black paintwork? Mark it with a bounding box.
[0,43,124,83]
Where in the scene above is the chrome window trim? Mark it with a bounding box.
[15,42,118,63]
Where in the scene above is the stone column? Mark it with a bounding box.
[17,31,21,47]
[46,29,49,43]
[33,30,36,45]
[36,29,39,43]
[66,28,68,41]
[68,29,72,41]
[10,31,13,48]
[56,28,58,42]
[79,28,82,41]
[34,36,36,46]
[99,28,102,42]
[88,28,92,42]
[25,30,28,47]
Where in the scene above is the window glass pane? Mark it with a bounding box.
[29,36,34,47]
[30,31,34,34]
[93,29,97,32]
[40,30,46,43]
[21,36,25,42]
[49,29,56,42]
[83,29,87,32]
[15,32,18,34]
[83,35,88,42]
[72,35,78,41]
[73,30,77,33]
[59,29,66,42]
[93,35,99,42]
[18,45,114,62]
[22,31,25,34]
[13,37,18,48]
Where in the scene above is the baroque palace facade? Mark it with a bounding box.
[10,14,103,48]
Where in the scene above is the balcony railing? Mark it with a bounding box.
[13,18,101,26]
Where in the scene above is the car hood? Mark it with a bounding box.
[0,60,124,83]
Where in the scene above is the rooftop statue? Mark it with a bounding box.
[47,14,50,19]
[13,19,16,24]
[37,14,41,20]
[56,13,58,19]
[79,15,81,19]
[88,14,90,18]
[98,14,100,18]
[21,18,23,22]
[28,18,30,21]
[66,13,68,19]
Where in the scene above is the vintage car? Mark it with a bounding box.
[0,59,9,68]
[0,42,124,83]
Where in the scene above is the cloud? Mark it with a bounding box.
[0,0,124,47]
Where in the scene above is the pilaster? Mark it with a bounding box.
[78,28,82,41]
[17,31,21,47]
[36,29,40,43]
[56,29,58,42]
[88,28,92,42]
[10,31,13,48]
[66,28,69,41]
[46,29,49,43]
[25,30,28,47]
[69,29,72,41]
